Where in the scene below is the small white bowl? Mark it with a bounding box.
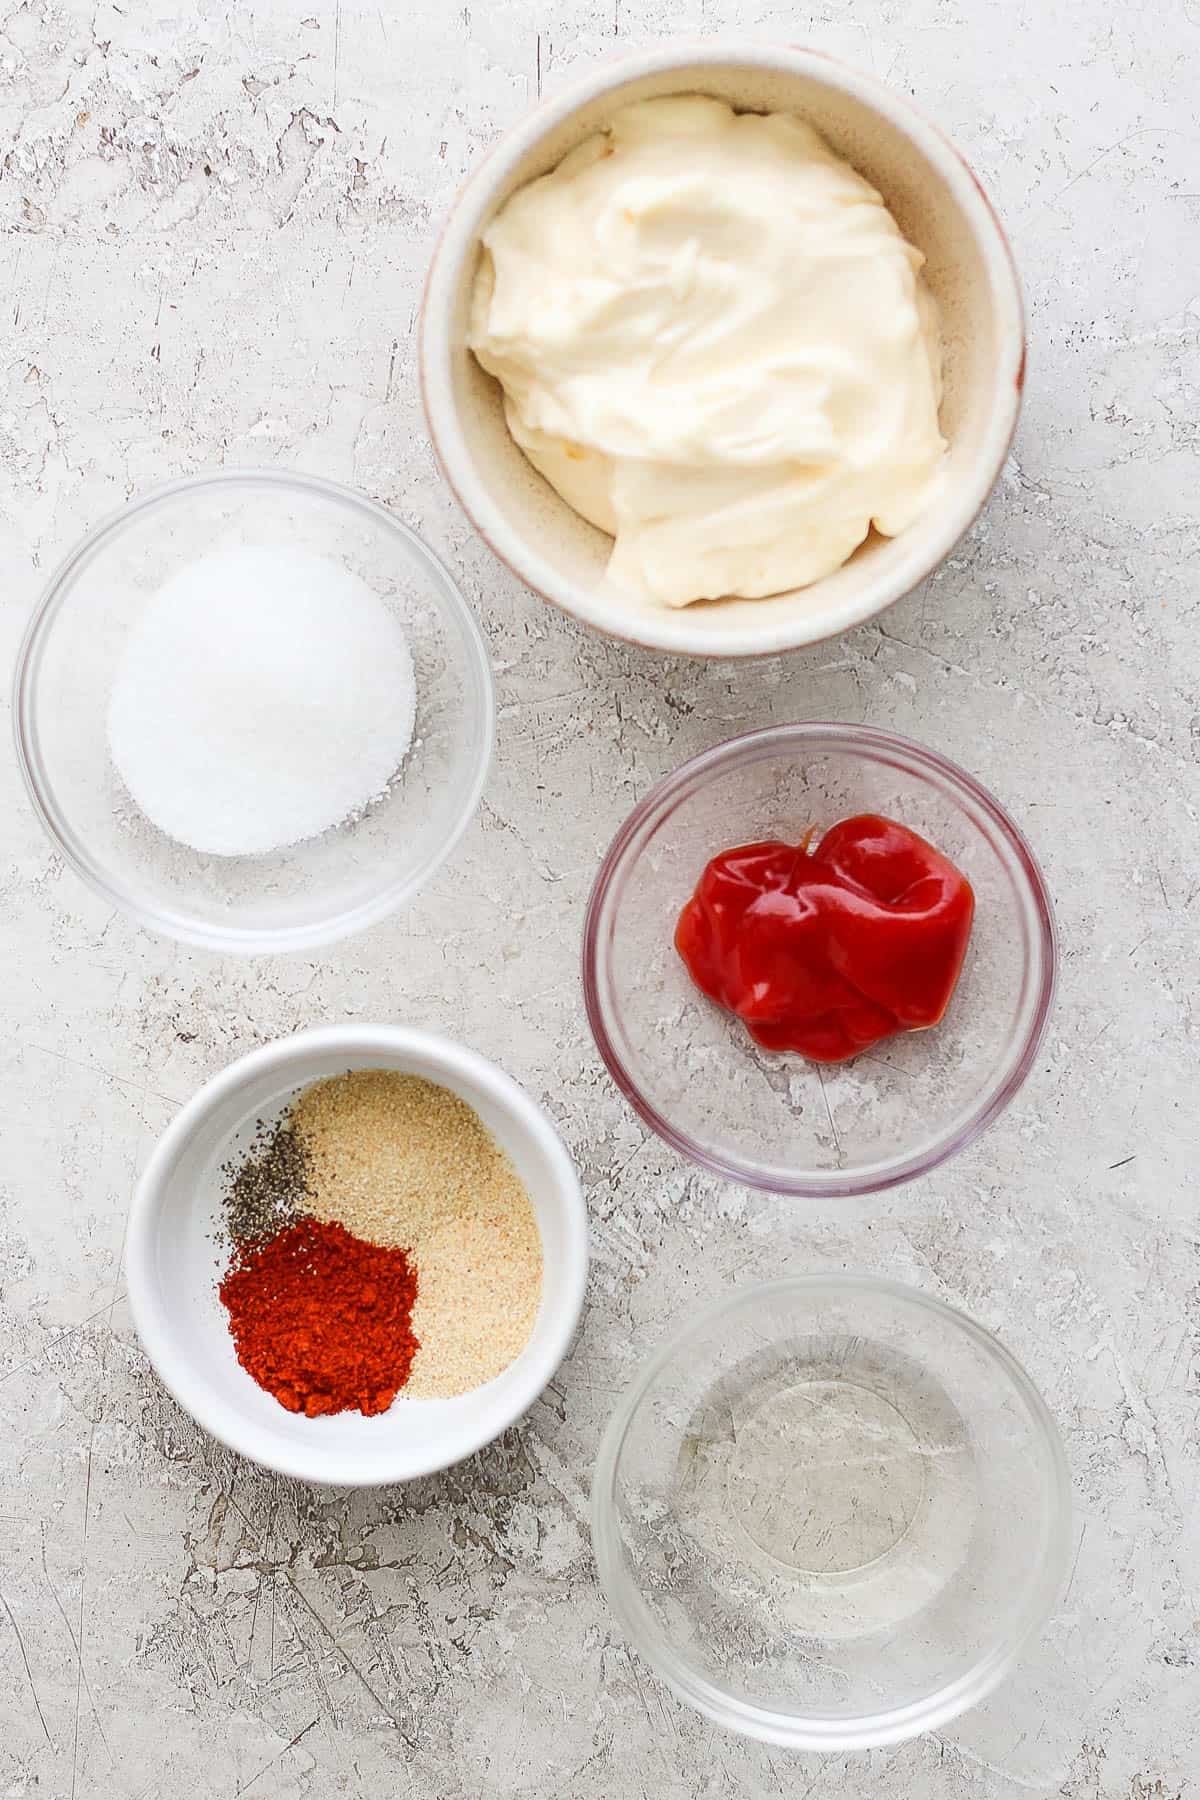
[127,1026,588,1485]
[421,43,1025,657]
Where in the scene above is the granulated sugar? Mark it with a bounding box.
[108,546,416,857]
[291,1069,543,1399]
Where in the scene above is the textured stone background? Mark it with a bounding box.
[1,1,1198,1795]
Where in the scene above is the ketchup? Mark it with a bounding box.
[674,814,975,1064]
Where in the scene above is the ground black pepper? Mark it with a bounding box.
[221,1117,311,1246]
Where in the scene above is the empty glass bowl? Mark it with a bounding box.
[583,723,1055,1196]
[591,1276,1071,1750]
[13,471,494,952]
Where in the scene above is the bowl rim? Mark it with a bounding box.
[590,1272,1074,1751]
[581,721,1057,1196]
[11,467,496,954]
[125,1024,589,1485]
[420,39,1026,658]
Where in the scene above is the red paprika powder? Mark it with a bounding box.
[219,1216,419,1417]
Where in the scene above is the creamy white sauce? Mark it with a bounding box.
[470,95,947,609]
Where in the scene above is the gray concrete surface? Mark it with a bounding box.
[1,1,1197,1795]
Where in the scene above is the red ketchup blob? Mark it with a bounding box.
[675,814,975,1064]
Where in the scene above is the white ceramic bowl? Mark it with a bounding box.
[127,1026,588,1484]
[421,42,1025,657]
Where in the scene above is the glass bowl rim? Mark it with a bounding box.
[581,720,1057,1197]
[11,467,495,954]
[590,1272,1074,1752]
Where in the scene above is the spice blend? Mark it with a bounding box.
[217,1068,543,1416]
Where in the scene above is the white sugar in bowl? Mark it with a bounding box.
[13,470,494,952]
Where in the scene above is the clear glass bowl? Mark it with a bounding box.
[583,723,1055,1196]
[13,471,494,952]
[591,1276,1072,1751]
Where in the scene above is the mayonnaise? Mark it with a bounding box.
[469,95,947,610]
